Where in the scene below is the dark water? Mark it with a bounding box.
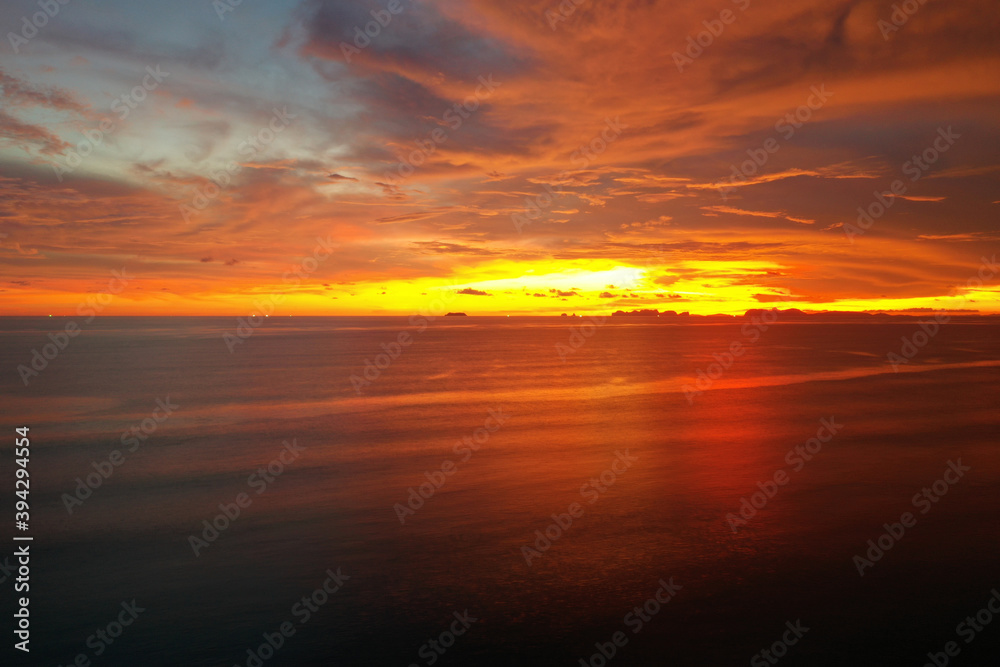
[1,317,998,666]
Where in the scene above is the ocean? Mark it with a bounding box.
[1,316,998,666]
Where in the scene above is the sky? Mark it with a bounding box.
[0,0,998,316]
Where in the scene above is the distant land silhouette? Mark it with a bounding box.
[397,308,997,320]
[607,307,995,322]
[612,309,687,317]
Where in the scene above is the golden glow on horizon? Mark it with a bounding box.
[4,259,997,316]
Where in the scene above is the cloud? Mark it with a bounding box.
[0,111,70,156]
[0,69,90,114]
[751,293,812,302]
[892,195,945,202]
[917,232,1000,242]
[701,205,814,225]
[294,0,530,83]
[411,242,497,255]
[456,288,491,296]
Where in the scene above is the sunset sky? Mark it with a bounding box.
[1,0,998,315]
